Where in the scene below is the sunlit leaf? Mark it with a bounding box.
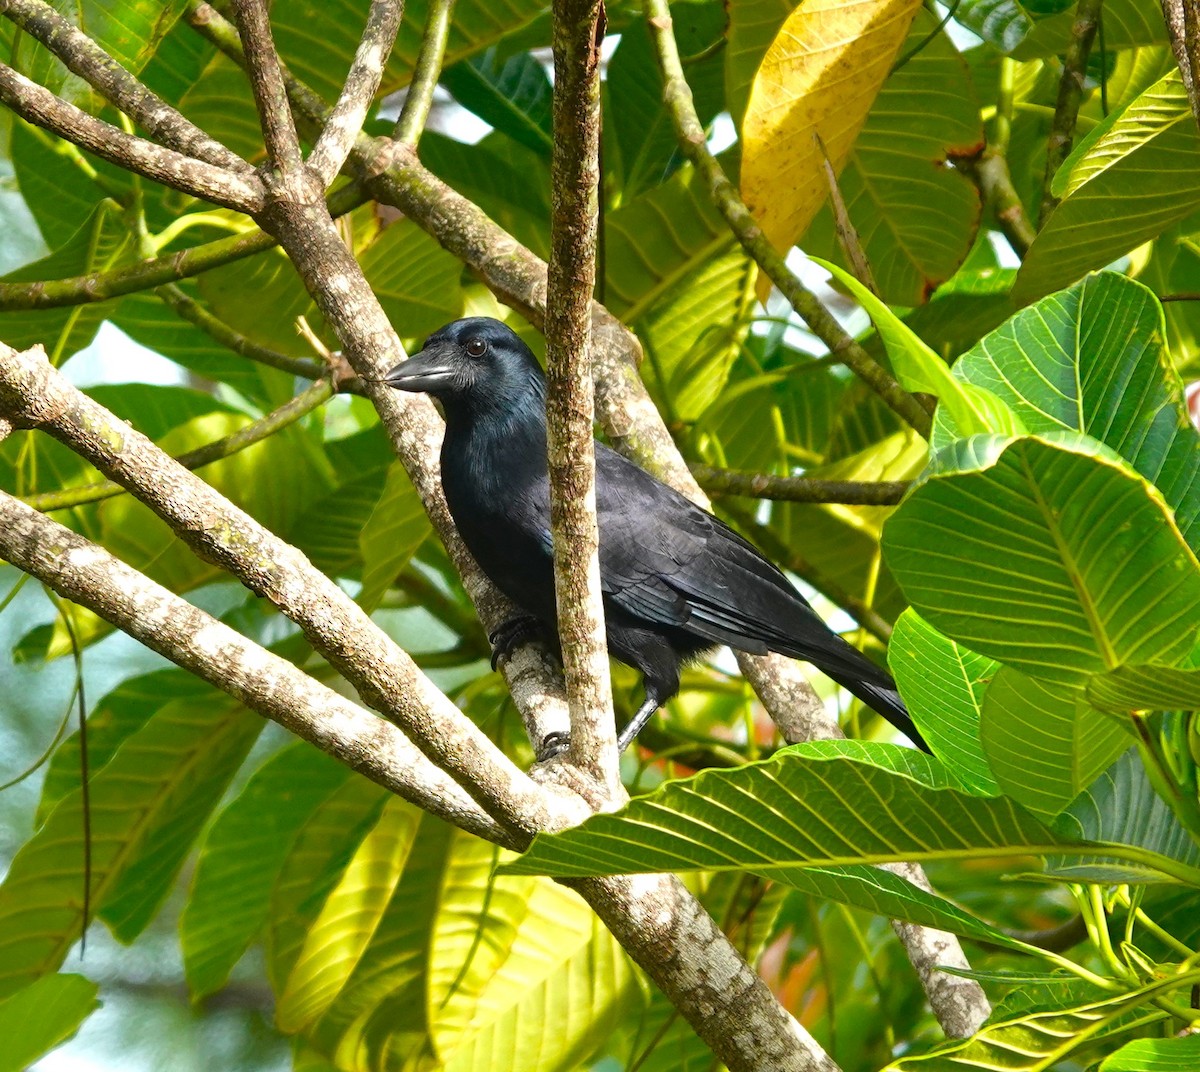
[0,973,100,1072]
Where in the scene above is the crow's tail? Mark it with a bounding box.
[823,668,930,753]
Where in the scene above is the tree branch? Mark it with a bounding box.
[1039,0,1103,225]
[641,0,933,440]
[393,0,455,145]
[23,377,337,512]
[546,0,618,781]
[1160,0,1200,132]
[0,342,558,838]
[307,0,402,186]
[0,486,509,844]
[0,63,263,212]
[0,0,252,173]
[229,0,304,176]
[693,464,910,506]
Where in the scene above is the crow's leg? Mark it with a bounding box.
[488,613,543,670]
[616,688,666,752]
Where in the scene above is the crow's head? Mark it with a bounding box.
[384,317,545,420]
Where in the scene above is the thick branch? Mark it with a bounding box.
[642,0,933,439]
[393,0,455,145]
[0,487,508,844]
[546,0,617,779]
[1161,0,1200,132]
[0,0,252,173]
[1039,0,1103,224]
[307,0,402,185]
[0,63,263,212]
[23,377,336,512]
[0,343,557,838]
[693,464,910,506]
[230,0,304,175]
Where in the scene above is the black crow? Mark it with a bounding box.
[385,317,926,754]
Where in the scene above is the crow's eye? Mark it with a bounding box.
[465,337,487,358]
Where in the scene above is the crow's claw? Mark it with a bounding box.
[537,731,570,761]
[488,614,542,670]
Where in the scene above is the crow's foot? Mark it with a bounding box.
[488,614,542,670]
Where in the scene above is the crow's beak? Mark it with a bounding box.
[383,347,457,393]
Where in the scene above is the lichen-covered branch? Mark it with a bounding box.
[24,377,337,512]
[1161,0,1200,132]
[0,0,252,173]
[1039,0,1103,224]
[0,63,263,211]
[641,0,933,439]
[307,0,402,185]
[545,0,618,780]
[693,464,910,506]
[0,343,555,838]
[229,0,304,176]
[0,485,509,843]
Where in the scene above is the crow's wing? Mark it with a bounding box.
[593,445,893,687]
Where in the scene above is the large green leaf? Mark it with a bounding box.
[440,49,552,158]
[981,667,1132,818]
[1051,749,1200,883]
[803,11,983,305]
[357,461,432,611]
[276,797,422,1032]
[953,0,1073,53]
[941,274,1200,551]
[1088,663,1200,712]
[885,435,1200,683]
[0,973,100,1072]
[181,742,355,1000]
[885,969,1195,1070]
[1101,1034,1200,1071]
[502,742,1200,885]
[1014,73,1200,302]
[0,696,260,997]
[888,608,999,794]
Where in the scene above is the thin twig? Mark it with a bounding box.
[0,0,252,173]
[1039,0,1103,225]
[692,464,910,506]
[641,0,933,439]
[545,0,618,783]
[229,0,304,176]
[307,0,403,186]
[23,378,336,512]
[0,63,263,212]
[158,284,335,383]
[393,0,456,145]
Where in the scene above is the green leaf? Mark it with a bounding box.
[1015,73,1200,303]
[884,435,1200,683]
[357,461,432,612]
[981,667,1132,818]
[1088,663,1200,712]
[885,969,1195,1070]
[0,973,100,1072]
[888,608,1000,794]
[440,49,553,157]
[0,697,261,997]
[357,222,466,344]
[276,798,422,1032]
[803,11,984,305]
[1101,1034,1200,1071]
[181,742,355,1000]
[1051,749,1200,883]
[942,274,1200,551]
[816,257,1023,438]
[502,743,1200,885]
[954,0,1075,53]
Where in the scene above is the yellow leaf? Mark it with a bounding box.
[741,0,922,300]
